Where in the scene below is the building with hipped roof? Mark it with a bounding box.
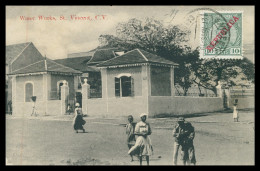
[6,42,43,113]
[80,48,223,118]
[7,42,224,117]
[7,42,82,116]
[54,47,126,104]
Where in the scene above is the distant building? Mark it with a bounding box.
[54,47,126,105]
[6,42,43,113]
[7,42,82,116]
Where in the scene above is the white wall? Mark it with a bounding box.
[149,96,223,117]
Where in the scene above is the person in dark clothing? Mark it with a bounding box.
[72,103,86,133]
[172,117,196,165]
[7,100,12,115]
[181,122,196,165]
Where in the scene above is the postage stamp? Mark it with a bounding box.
[200,11,243,59]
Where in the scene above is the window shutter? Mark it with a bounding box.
[115,77,120,97]
[131,77,134,97]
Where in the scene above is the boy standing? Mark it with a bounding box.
[126,115,136,162]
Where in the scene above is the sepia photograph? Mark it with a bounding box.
[5,5,255,165]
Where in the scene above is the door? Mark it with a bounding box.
[75,92,82,107]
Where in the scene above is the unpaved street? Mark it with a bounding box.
[6,109,254,165]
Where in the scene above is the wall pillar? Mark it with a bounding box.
[101,68,108,99]
[225,89,231,108]
[216,81,222,98]
[61,80,69,115]
[141,65,151,116]
[42,74,50,115]
[170,67,175,97]
[82,78,90,114]
[101,68,109,115]
[11,76,16,115]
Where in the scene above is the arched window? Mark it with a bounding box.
[115,74,134,97]
[25,82,33,102]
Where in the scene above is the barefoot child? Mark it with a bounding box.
[126,115,136,162]
[233,99,239,122]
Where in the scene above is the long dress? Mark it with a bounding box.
[73,108,85,130]
[128,121,153,156]
[233,106,239,119]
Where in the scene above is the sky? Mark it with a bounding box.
[6,6,254,62]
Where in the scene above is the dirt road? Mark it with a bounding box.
[6,109,254,165]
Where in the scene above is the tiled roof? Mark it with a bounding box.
[6,42,31,64]
[87,48,122,64]
[97,49,178,67]
[54,56,99,72]
[9,57,82,75]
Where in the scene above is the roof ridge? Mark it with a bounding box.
[97,49,139,66]
[54,56,88,61]
[139,49,178,65]
[11,60,44,73]
[87,48,118,64]
[6,42,31,47]
[136,49,148,61]
[10,42,32,65]
[96,47,119,51]
[46,58,82,73]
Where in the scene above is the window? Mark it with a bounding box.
[25,82,33,102]
[115,75,134,97]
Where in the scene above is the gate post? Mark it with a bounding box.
[216,81,222,98]
[61,80,69,115]
[82,78,90,115]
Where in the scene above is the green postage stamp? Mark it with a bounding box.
[200,11,243,59]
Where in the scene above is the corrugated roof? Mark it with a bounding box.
[97,49,178,67]
[9,57,82,75]
[6,42,31,64]
[54,56,99,72]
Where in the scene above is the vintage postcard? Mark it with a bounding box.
[6,6,255,165]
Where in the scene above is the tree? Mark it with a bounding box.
[191,57,255,96]
[116,17,190,58]
[99,17,255,96]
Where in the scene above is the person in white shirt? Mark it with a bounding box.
[128,113,153,165]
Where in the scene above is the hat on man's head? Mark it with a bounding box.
[140,113,148,118]
[177,117,185,122]
[75,103,80,107]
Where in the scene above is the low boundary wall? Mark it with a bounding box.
[148,96,223,117]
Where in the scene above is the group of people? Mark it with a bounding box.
[72,100,241,165]
[72,103,196,165]
[126,114,196,165]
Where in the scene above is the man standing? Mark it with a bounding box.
[182,122,196,165]
[172,117,187,165]
[172,117,196,165]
